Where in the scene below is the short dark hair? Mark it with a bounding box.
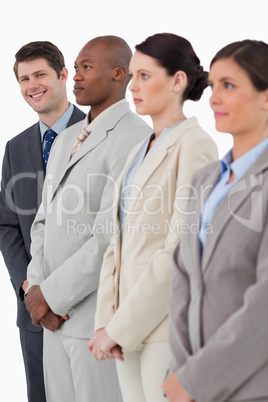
[135,33,208,102]
[210,39,268,91]
[14,41,65,81]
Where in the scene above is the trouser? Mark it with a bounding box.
[43,329,122,402]
[116,341,171,402]
[19,328,46,402]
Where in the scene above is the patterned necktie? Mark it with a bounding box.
[43,129,57,170]
[70,126,91,159]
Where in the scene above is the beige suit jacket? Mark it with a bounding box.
[26,101,152,338]
[95,117,218,350]
[169,146,268,401]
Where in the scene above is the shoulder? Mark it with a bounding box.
[116,110,152,138]
[174,117,218,162]
[112,103,151,133]
[179,117,216,146]
[69,105,86,125]
[7,122,39,147]
[3,123,40,160]
[192,160,221,185]
[109,107,152,146]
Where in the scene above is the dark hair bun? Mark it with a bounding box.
[184,68,208,102]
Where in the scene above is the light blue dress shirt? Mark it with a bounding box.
[39,103,74,150]
[119,120,185,234]
[199,137,268,248]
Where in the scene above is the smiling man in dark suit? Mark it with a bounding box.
[0,41,85,402]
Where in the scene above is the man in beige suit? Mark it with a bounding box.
[25,36,152,402]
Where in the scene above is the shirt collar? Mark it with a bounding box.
[39,103,74,141]
[221,137,268,181]
[84,99,127,130]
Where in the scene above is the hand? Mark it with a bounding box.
[87,328,124,361]
[25,285,50,325]
[161,372,194,402]
[21,279,29,292]
[39,310,69,332]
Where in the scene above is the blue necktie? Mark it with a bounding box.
[43,129,57,170]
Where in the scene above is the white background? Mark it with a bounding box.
[0,1,266,399]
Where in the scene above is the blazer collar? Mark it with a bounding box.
[127,117,200,198]
[24,123,45,189]
[183,162,221,278]
[202,146,268,270]
[49,102,131,201]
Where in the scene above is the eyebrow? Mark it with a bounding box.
[129,68,151,74]
[74,58,95,65]
[209,76,236,83]
[19,69,47,80]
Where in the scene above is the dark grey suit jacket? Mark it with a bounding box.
[169,146,268,401]
[0,105,86,331]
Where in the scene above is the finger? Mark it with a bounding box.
[112,347,124,361]
[39,318,56,332]
[32,317,41,327]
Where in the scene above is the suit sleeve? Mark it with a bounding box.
[168,242,193,374]
[175,208,268,402]
[0,142,30,299]
[29,121,151,316]
[105,133,218,350]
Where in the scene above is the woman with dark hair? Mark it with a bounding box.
[163,39,268,402]
[88,33,218,402]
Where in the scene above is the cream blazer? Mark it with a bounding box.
[94,117,218,350]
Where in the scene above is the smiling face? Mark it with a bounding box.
[128,51,183,121]
[17,58,68,119]
[209,57,268,140]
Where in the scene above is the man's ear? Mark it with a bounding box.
[60,67,68,83]
[113,66,127,81]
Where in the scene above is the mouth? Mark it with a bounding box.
[73,85,84,95]
[214,111,228,119]
[29,91,46,99]
[133,98,142,105]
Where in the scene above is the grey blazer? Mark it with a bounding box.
[0,105,86,331]
[169,146,268,402]
[27,101,152,338]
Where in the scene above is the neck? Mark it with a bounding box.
[38,100,69,127]
[151,108,186,137]
[90,95,125,121]
[232,130,268,160]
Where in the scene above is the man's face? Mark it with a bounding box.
[73,41,116,114]
[17,58,67,116]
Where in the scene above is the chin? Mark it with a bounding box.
[134,106,148,116]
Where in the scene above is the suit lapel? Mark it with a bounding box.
[49,102,130,202]
[24,123,45,190]
[128,119,195,202]
[185,165,221,277]
[202,148,268,271]
[66,119,108,170]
